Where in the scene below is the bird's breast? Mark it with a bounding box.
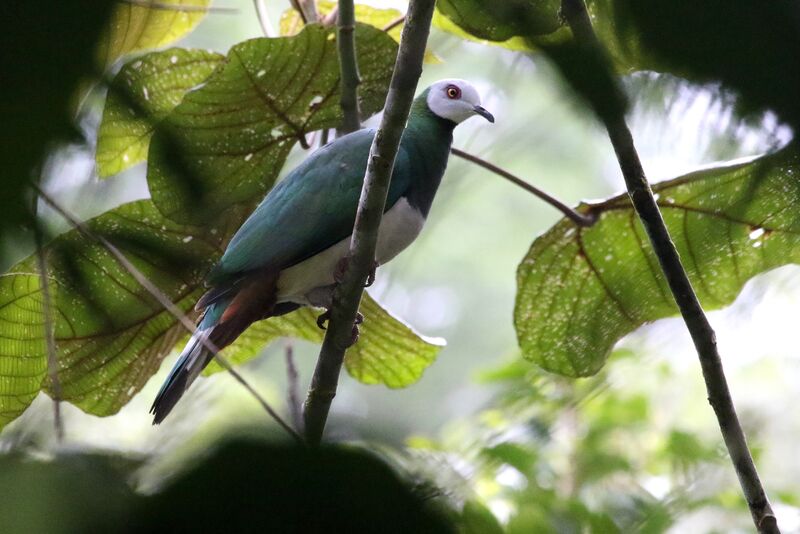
[276,197,426,306]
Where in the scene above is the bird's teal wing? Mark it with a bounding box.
[208,129,411,283]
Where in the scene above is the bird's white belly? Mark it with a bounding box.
[276,197,425,306]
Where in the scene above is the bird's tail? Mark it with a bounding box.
[150,300,230,424]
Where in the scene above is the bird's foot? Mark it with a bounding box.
[316,310,364,336]
[333,256,378,288]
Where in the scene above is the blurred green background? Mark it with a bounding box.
[3,0,799,532]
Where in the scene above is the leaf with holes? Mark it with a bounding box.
[515,149,800,377]
[32,200,235,416]
[96,48,224,178]
[98,0,210,67]
[0,274,49,430]
[206,293,444,388]
[147,23,397,225]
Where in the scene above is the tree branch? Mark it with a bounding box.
[382,14,405,33]
[33,222,64,444]
[559,1,779,531]
[302,0,436,446]
[33,185,303,445]
[285,343,304,433]
[252,0,274,37]
[336,0,361,135]
[290,0,318,24]
[450,147,596,227]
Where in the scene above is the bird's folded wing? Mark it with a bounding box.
[208,129,411,283]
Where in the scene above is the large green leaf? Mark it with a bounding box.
[1,202,441,427]
[98,0,210,67]
[147,23,397,224]
[515,149,800,377]
[96,48,224,178]
[0,274,49,429]
[209,293,444,389]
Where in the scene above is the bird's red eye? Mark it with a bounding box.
[445,85,461,99]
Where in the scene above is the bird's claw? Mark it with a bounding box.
[315,309,363,346]
[316,309,331,330]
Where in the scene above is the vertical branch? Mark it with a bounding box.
[33,221,64,444]
[285,343,303,433]
[253,0,274,36]
[559,1,778,532]
[337,0,361,135]
[302,0,436,446]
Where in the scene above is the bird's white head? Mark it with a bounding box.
[426,79,495,124]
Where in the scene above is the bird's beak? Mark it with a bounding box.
[473,105,495,123]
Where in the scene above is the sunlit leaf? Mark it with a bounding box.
[515,149,800,377]
[147,23,397,224]
[0,274,48,430]
[98,0,210,67]
[280,2,438,62]
[209,293,444,389]
[436,0,562,43]
[96,48,224,177]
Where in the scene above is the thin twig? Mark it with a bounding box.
[336,0,361,135]
[252,0,274,36]
[33,223,64,444]
[560,1,779,532]
[33,185,303,444]
[119,0,238,13]
[382,14,405,32]
[290,0,318,24]
[302,0,436,446]
[450,147,596,227]
[285,343,304,433]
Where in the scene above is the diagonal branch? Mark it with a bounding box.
[252,0,274,37]
[559,1,779,532]
[33,222,64,443]
[302,0,437,446]
[33,185,303,444]
[336,0,362,135]
[450,147,596,227]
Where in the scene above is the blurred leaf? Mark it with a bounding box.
[0,452,137,534]
[1,1,114,263]
[96,48,224,177]
[208,293,444,389]
[98,0,210,67]
[147,23,397,224]
[481,442,537,474]
[614,0,800,131]
[0,275,49,430]
[135,439,456,532]
[459,500,504,534]
[515,148,800,377]
[436,0,562,42]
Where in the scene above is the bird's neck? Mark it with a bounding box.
[400,100,456,216]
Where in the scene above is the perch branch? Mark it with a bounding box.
[337,0,361,135]
[560,0,778,531]
[33,186,302,444]
[450,147,595,227]
[302,0,436,446]
[285,343,304,433]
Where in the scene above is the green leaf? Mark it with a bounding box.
[147,23,397,224]
[515,149,800,377]
[279,2,438,62]
[96,48,224,178]
[436,0,562,42]
[0,274,48,430]
[98,0,210,67]
[209,293,444,389]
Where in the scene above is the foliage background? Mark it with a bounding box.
[2,0,800,532]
